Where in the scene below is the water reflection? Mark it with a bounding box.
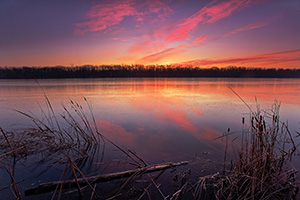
[1,78,300,198]
[0,78,299,164]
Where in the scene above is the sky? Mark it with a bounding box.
[0,0,299,68]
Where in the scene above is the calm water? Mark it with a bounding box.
[0,78,299,198]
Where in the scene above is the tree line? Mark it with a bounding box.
[0,65,299,78]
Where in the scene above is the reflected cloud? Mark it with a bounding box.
[200,126,222,141]
[97,119,134,143]
[128,91,205,137]
[2,79,299,163]
[154,108,198,134]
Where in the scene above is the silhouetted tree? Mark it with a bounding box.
[0,65,299,79]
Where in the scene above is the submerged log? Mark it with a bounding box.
[25,161,188,196]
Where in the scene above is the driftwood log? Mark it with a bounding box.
[25,161,189,196]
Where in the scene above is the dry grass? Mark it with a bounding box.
[0,96,187,199]
[0,97,104,199]
[192,98,299,199]
[0,98,100,161]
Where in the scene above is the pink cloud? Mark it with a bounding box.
[75,1,137,35]
[165,25,194,43]
[144,0,173,19]
[198,0,253,24]
[193,36,207,44]
[176,49,300,68]
[75,0,172,35]
[165,0,254,43]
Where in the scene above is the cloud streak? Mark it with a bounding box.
[136,46,185,64]
[177,49,300,68]
[225,13,284,37]
[165,0,254,43]
[229,21,269,35]
[136,36,207,64]
[193,36,207,45]
[75,1,136,35]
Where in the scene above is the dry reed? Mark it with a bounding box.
[192,96,299,199]
[0,96,187,199]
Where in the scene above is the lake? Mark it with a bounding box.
[0,78,299,199]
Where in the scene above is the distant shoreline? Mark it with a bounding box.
[1,65,300,79]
